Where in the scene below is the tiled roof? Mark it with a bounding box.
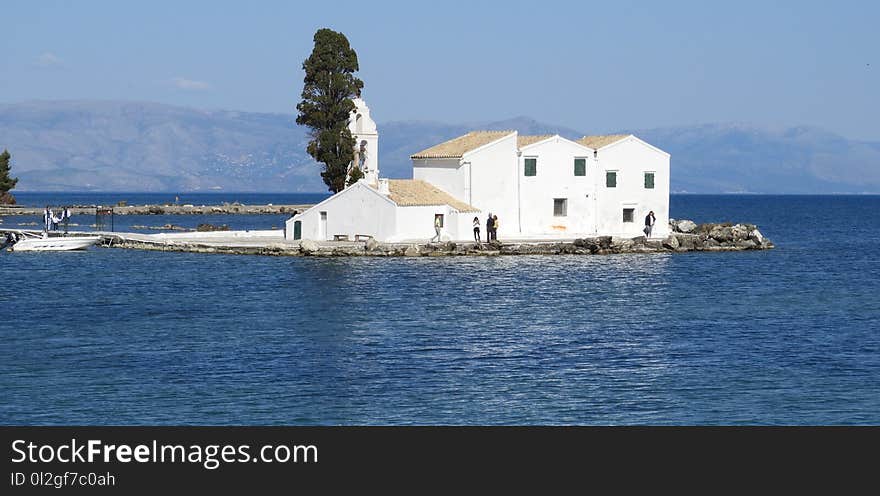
[576,134,631,149]
[386,179,479,212]
[517,135,554,148]
[410,131,513,159]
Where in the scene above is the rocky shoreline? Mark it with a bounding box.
[99,220,773,257]
[0,203,314,216]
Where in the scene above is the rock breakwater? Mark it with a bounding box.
[100,219,773,257]
[0,203,314,216]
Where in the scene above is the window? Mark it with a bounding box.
[553,198,568,217]
[644,172,655,189]
[623,208,635,223]
[574,158,586,176]
[524,157,537,176]
[434,213,444,228]
[606,171,617,188]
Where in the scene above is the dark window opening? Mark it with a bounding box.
[554,198,568,217]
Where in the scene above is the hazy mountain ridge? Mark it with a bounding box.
[1,100,878,193]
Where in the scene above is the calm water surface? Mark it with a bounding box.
[1,195,878,424]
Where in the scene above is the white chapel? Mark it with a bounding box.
[286,99,670,242]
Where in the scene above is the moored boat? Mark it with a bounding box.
[3,230,100,252]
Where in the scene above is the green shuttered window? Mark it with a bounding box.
[574,158,586,176]
[524,158,537,176]
[644,172,655,189]
[606,171,617,188]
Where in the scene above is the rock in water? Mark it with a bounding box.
[196,223,230,232]
[731,224,750,241]
[365,238,380,251]
[404,245,420,257]
[300,239,319,254]
[596,236,613,249]
[709,225,735,242]
[749,228,764,243]
[611,237,634,251]
[677,219,697,233]
[662,235,680,250]
[674,234,696,250]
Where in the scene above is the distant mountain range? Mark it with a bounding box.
[1,100,878,193]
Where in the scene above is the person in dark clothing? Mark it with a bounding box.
[644,210,656,238]
[472,216,481,243]
[1,232,15,250]
[486,213,494,243]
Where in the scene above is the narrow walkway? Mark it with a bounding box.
[100,230,290,248]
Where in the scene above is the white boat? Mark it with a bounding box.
[3,231,101,252]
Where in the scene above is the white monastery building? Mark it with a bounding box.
[286,99,670,242]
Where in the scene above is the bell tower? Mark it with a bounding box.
[349,97,380,186]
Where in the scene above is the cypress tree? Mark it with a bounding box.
[296,29,364,193]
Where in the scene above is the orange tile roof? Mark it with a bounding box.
[410,131,513,159]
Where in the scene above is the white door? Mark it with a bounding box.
[319,211,327,240]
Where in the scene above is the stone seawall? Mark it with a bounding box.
[0,204,314,216]
[99,221,774,257]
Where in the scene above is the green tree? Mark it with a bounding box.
[346,166,364,186]
[296,29,364,193]
[0,149,18,194]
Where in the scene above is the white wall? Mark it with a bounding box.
[412,158,466,200]
[386,205,480,242]
[403,132,671,241]
[594,137,671,237]
[285,182,484,243]
[517,137,597,237]
[463,133,519,238]
[285,182,398,241]
[453,211,484,243]
[350,98,380,185]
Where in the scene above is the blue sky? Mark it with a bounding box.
[2,0,878,139]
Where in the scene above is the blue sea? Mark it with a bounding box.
[6,192,330,232]
[1,194,878,425]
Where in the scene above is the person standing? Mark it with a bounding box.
[492,215,499,241]
[644,210,656,238]
[43,206,51,232]
[472,216,481,243]
[485,213,494,243]
[63,206,71,233]
[50,209,62,231]
[431,214,442,242]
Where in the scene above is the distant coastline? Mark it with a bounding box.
[3,100,879,195]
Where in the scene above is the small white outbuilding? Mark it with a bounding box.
[286,99,670,242]
[287,177,479,243]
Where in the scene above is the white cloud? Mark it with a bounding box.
[172,77,211,90]
[34,52,63,68]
